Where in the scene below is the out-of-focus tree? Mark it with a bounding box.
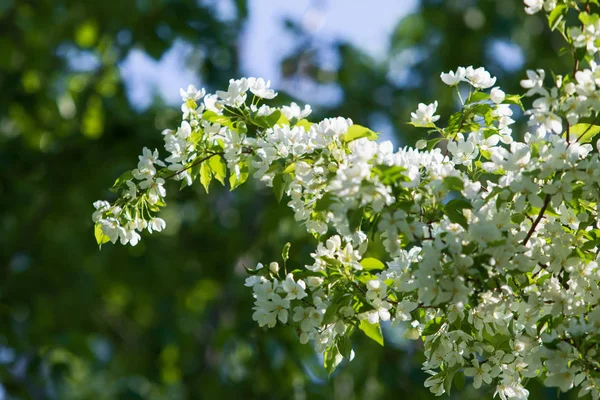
[0,0,580,399]
[280,0,568,146]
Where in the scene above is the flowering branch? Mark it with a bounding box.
[92,2,600,399]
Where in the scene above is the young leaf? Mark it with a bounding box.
[295,119,313,131]
[570,123,600,143]
[323,346,343,375]
[358,320,384,346]
[443,176,464,191]
[94,223,110,248]
[254,110,286,129]
[446,111,464,135]
[548,4,567,31]
[466,91,489,104]
[422,317,444,336]
[208,155,227,185]
[112,170,133,188]
[454,370,465,391]
[444,367,458,395]
[360,257,385,271]
[503,94,524,110]
[444,198,472,230]
[273,173,286,203]
[342,124,379,142]
[281,242,291,262]
[229,161,249,191]
[200,162,212,193]
[314,193,337,211]
[337,335,353,359]
[202,110,234,127]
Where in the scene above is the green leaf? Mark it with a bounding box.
[570,123,600,143]
[323,346,343,375]
[202,110,234,127]
[504,94,524,110]
[579,12,599,26]
[200,162,212,193]
[314,193,337,211]
[322,304,339,326]
[282,163,296,173]
[360,257,385,271]
[408,120,436,128]
[446,111,464,135]
[342,124,379,142]
[470,103,494,124]
[444,198,472,230]
[426,137,445,151]
[275,112,290,126]
[190,159,203,182]
[537,314,552,335]
[422,317,443,336]
[454,370,465,391]
[444,368,457,395]
[443,176,464,191]
[347,208,363,231]
[466,91,489,104]
[295,119,313,131]
[322,293,351,325]
[208,155,227,185]
[281,242,291,262]
[337,335,352,359]
[254,110,286,129]
[358,320,384,346]
[94,223,110,248]
[548,4,567,31]
[376,165,408,185]
[112,170,133,188]
[273,173,287,203]
[229,161,249,191]
[511,213,526,224]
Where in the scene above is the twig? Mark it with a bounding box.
[522,194,551,246]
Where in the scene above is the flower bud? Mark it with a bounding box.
[490,87,505,104]
[269,262,280,274]
[306,276,323,288]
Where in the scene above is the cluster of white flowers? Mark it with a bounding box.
[440,66,497,89]
[94,2,600,398]
[92,147,167,246]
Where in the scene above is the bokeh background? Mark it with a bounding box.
[0,0,582,398]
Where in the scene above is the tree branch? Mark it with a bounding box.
[522,194,551,246]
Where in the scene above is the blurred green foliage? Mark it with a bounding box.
[0,0,586,398]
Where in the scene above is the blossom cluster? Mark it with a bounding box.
[93,1,600,398]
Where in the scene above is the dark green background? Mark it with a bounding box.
[0,0,584,398]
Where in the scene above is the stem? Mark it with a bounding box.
[522,194,551,246]
[456,86,464,106]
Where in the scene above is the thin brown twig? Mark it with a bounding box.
[522,194,551,246]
